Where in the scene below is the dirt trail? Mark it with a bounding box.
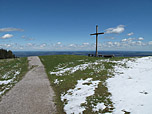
[0,56,56,114]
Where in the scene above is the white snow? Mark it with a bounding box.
[2,70,20,79]
[54,79,63,84]
[50,63,92,76]
[92,102,106,112]
[14,71,20,76]
[77,60,84,62]
[0,70,21,95]
[61,78,100,114]
[50,60,106,76]
[0,79,14,85]
[0,88,10,95]
[0,71,20,85]
[2,71,13,79]
[54,79,59,84]
[107,56,152,114]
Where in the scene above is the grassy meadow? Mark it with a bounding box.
[0,57,28,98]
[39,55,129,114]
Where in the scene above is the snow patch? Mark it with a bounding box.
[50,63,92,76]
[54,79,63,84]
[54,79,59,84]
[2,71,13,79]
[50,60,107,76]
[107,56,152,114]
[0,88,10,95]
[61,78,100,114]
[0,70,20,85]
[92,102,106,112]
[0,70,21,95]
[0,79,14,85]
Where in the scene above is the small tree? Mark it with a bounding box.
[0,49,15,59]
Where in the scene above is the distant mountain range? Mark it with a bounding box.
[13,51,152,57]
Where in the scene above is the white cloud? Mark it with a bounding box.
[102,37,149,50]
[21,36,34,41]
[107,42,113,47]
[0,27,23,32]
[69,44,77,47]
[4,44,11,48]
[121,38,135,42]
[136,41,142,45]
[127,32,134,36]
[27,43,33,46]
[25,43,48,50]
[21,36,26,38]
[105,25,125,34]
[107,42,113,45]
[82,43,89,45]
[148,41,152,45]
[19,47,23,50]
[0,34,13,39]
[122,39,127,42]
[104,36,115,39]
[128,38,135,41]
[0,44,12,48]
[57,42,61,45]
[138,37,144,40]
[1,39,152,51]
[113,42,120,47]
[40,43,47,48]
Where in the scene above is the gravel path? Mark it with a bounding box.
[0,56,56,114]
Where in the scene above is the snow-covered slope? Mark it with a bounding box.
[107,56,152,114]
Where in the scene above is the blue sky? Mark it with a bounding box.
[0,0,152,51]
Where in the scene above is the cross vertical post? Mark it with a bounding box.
[90,25,104,57]
[96,25,98,57]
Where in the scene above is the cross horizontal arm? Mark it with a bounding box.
[90,32,104,35]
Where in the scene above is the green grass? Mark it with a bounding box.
[0,57,29,98]
[39,55,128,114]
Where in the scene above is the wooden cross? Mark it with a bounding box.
[90,25,104,57]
